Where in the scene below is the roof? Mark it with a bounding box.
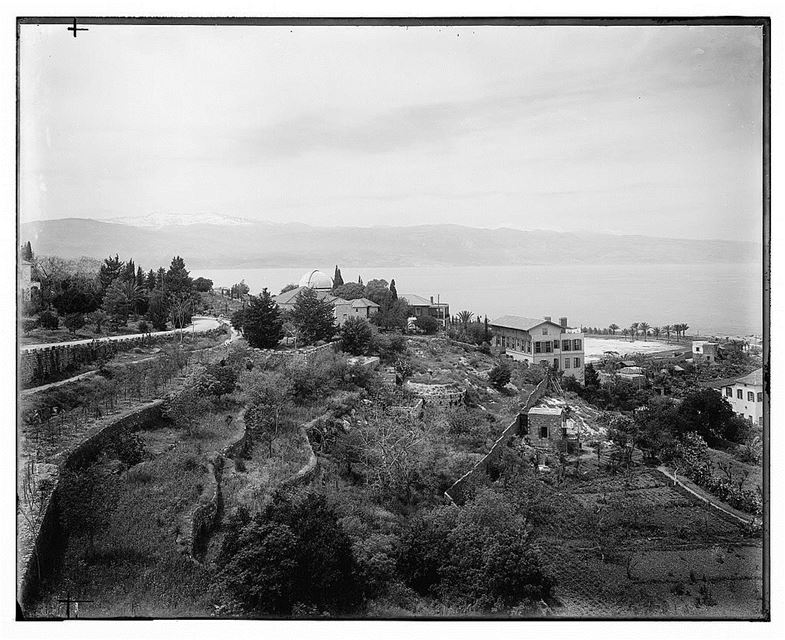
[734,368,763,387]
[621,360,637,367]
[490,315,566,332]
[528,407,564,416]
[275,286,342,306]
[399,293,447,307]
[351,297,380,308]
[619,366,644,375]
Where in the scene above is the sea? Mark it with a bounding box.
[191,263,764,338]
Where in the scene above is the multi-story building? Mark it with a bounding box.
[489,315,585,382]
[722,368,764,427]
[399,293,450,328]
[19,259,40,303]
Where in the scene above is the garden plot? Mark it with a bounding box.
[630,544,762,583]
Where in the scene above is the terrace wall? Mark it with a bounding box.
[444,375,549,505]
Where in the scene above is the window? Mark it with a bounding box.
[573,339,582,351]
[553,358,559,368]
[574,357,581,368]
[757,392,763,402]
[540,425,548,439]
[759,416,763,426]
[544,341,552,353]
[554,340,560,350]
[562,340,571,351]
[564,359,571,369]
[534,342,542,354]
[542,327,549,335]
[737,389,743,399]
[747,391,755,402]
[725,387,733,397]
[561,426,568,439]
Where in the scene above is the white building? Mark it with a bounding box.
[692,340,719,365]
[722,368,764,427]
[489,315,585,382]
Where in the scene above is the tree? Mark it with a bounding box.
[216,490,359,616]
[584,362,600,388]
[457,310,474,329]
[51,276,100,315]
[333,265,344,288]
[280,283,298,294]
[102,279,131,326]
[243,288,284,348]
[414,314,439,334]
[290,287,336,345]
[358,275,363,286]
[163,382,211,435]
[638,322,650,341]
[146,286,169,331]
[63,313,85,336]
[145,269,156,290]
[136,265,146,288]
[87,309,108,334]
[365,279,391,306]
[21,241,33,261]
[333,282,366,300]
[635,397,678,461]
[663,325,672,340]
[488,361,512,390]
[389,279,398,300]
[606,414,639,466]
[165,256,193,296]
[198,363,237,400]
[193,277,213,292]
[340,316,374,355]
[98,254,124,290]
[608,323,619,335]
[677,388,745,444]
[629,322,639,341]
[122,280,146,316]
[372,296,409,332]
[652,326,661,339]
[231,308,246,332]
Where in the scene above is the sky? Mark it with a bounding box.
[19,23,764,242]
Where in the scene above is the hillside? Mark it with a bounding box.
[20,217,761,269]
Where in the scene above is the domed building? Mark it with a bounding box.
[298,269,333,290]
[274,268,379,327]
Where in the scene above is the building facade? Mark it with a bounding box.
[399,293,450,328]
[19,260,40,303]
[692,340,719,365]
[489,315,585,382]
[722,368,764,426]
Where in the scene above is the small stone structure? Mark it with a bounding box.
[346,355,381,370]
[405,381,465,409]
[692,340,719,365]
[525,407,565,446]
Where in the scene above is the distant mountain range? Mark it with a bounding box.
[20,216,761,269]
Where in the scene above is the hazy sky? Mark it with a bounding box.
[20,23,763,241]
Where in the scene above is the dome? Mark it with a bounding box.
[298,269,333,290]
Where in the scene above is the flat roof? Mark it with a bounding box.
[528,407,563,416]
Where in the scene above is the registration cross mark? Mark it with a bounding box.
[67,18,88,38]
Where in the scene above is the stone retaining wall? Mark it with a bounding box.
[444,376,549,505]
[180,455,224,561]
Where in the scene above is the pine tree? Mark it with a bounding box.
[122,259,136,283]
[99,254,124,290]
[147,286,169,331]
[136,265,145,288]
[290,287,336,345]
[243,288,284,349]
[333,265,344,288]
[166,256,192,295]
[389,279,398,300]
[146,269,156,290]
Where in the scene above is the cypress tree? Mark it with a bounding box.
[389,279,398,300]
[243,288,284,349]
[333,265,344,288]
[358,275,363,286]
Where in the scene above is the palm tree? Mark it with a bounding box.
[663,325,672,340]
[652,326,661,340]
[457,310,473,329]
[621,328,629,338]
[681,323,690,340]
[629,322,639,341]
[608,323,619,335]
[639,322,650,341]
[121,280,145,316]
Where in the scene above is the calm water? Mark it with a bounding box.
[192,263,763,338]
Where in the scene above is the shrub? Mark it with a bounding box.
[22,318,39,334]
[38,310,59,330]
[414,315,439,335]
[113,432,147,466]
[340,316,374,355]
[216,490,360,615]
[63,313,85,335]
[137,319,150,333]
[488,362,512,390]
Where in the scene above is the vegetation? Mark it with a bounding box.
[242,289,284,349]
[340,316,374,355]
[289,287,336,345]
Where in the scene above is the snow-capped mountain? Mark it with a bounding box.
[109,213,254,228]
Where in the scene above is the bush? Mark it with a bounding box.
[63,313,85,335]
[340,316,374,355]
[113,432,146,466]
[216,490,360,616]
[22,318,39,334]
[488,362,512,390]
[414,315,439,335]
[38,310,59,330]
[137,319,150,333]
[373,332,407,363]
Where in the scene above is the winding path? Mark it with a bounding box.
[21,315,222,353]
